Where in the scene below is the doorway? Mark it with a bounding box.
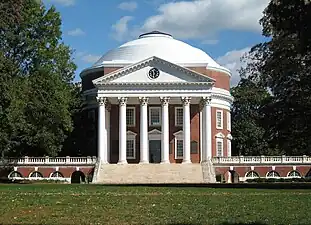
[149,140,161,163]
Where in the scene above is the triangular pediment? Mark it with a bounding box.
[93,56,215,86]
[148,129,161,135]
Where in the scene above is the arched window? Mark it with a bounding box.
[9,171,22,178]
[30,171,43,178]
[288,170,301,178]
[267,171,280,178]
[246,171,259,178]
[51,172,64,178]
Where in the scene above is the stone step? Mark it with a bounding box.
[94,162,216,184]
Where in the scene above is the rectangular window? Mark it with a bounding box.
[126,139,135,159]
[175,107,183,126]
[216,140,223,157]
[149,107,161,126]
[126,107,135,126]
[176,140,183,158]
[216,110,223,129]
[227,112,231,131]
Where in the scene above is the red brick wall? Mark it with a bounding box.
[188,67,230,91]
[13,167,94,178]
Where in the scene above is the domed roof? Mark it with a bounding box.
[92,31,226,71]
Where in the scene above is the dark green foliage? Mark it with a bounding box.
[0,0,77,157]
[233,0,311,156]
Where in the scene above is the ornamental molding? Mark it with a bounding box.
[96,97,107,106]
[215,132,225,139]
[139,97,149,106]
[118,97,128,106]
[181,97,191,106]
[92,56,215,86]
[160,97,170,106]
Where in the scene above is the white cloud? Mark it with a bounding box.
[111,16,134,41]
[81,54,101,64]
[47,0,75,6]
[118,1,138,11]
[67,28,85,36]
[216,47,251,87]
[140,0,269,39]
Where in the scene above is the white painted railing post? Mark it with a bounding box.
[66,156,70,164]
[260,155,265,163]
[281,155,286,163]
[25,156,29,164]
[45,156,49,164]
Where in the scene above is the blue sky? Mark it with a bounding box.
[43,0,270,86]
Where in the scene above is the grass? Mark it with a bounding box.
[0,184,310,225]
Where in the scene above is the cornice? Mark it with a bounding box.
[92,56,216,86]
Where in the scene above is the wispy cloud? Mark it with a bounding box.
[81,54,101,64]
[67,28,85,37]
[47,0,75,6]
[217,47,251,87]
[118,1,138,11]
[111,16,134,41]
[201,39,219,45]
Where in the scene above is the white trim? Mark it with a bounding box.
[148,129,161,140]
[227,139,231,157]
[245,171,259,178]
[215,132,225,139]
[175,107,183,127]
[50,171,64,178]
[8,171,23,179]
[126,131,137,159]
[199,110,203,162]
[126,107,136,127]
[216,138,224,157]
[266,171,280,178]
[149,107,162,127]
[287,170,301,177]
[29,171,43,178]
[227,111,231,131]
[173,130,183,159]
[216,109,223,129]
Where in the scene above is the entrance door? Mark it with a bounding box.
[149,140,161,163]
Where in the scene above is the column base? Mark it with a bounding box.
[117,160,128,165]
[160,160,170,164]
[139,161,149,164]
[182,160,192,164]
[100,160,109,164]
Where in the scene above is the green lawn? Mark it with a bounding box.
[0,184,310,225]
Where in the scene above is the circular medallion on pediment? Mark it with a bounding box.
[148,68,160,79]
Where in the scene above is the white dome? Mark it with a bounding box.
[92,31,224,70]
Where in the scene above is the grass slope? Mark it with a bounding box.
[0,184,310,225]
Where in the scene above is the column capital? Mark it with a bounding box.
[139,97,149,106]
[160,97,170,106]
[181,97,191,106]
[201,96,212,105]
[118,97,128,106]
[96,97,107,106]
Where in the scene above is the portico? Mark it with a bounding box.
[96,95,214,165]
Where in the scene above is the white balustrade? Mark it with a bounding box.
[0,156,97,165]
[212,156,311,165]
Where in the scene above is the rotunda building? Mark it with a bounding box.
[80,31,233,168]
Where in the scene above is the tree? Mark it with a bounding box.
[242,0,311,155]
[0,0,77,157]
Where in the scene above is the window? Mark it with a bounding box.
[174,131,183,159]
[51,172,64,178]
[216,139,223,157]
[267,171,280,178]
[288,170,301,178]
[227,112,231,131]
[126,140,135,159]
[9,171,22,178]
[216,110,223,129]
[227,139,231,157]
[246,171,259,178]
[126,107,135,126]
[30,171,43,178]
[176,140,183,159]
[175,107,183,126]
[149,107,161,126]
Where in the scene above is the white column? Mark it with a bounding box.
[96,97,108,163]
[139,97,149,164]
[106,104,111,163]
[118,97,127,164]
[202,97,212,161]
[181,97,191,164]
[160,97,170,164]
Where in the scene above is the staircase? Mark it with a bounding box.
[93,160,216,184]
